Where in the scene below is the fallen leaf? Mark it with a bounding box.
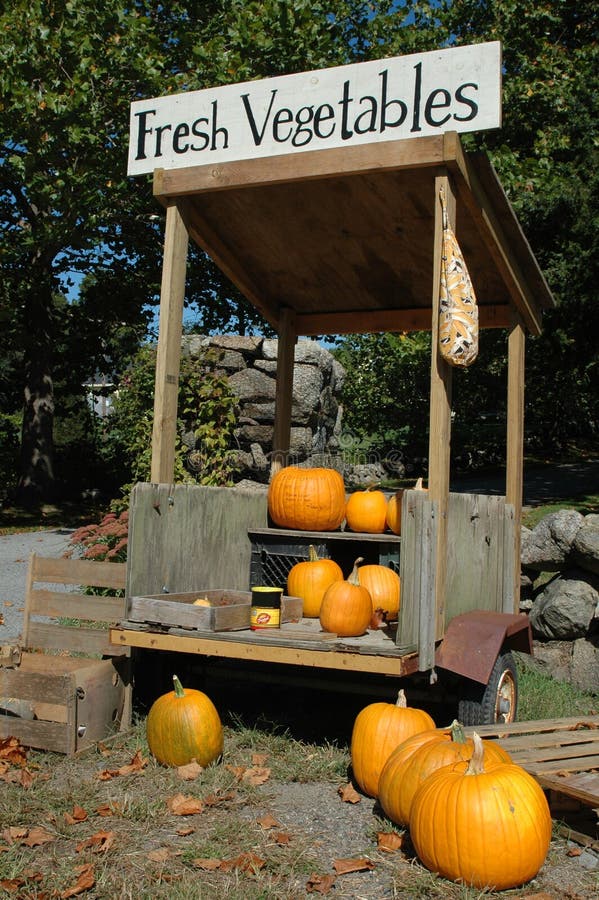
[0,737,28,766]
[75,830,114,854]
[191,858,221,870]
[306,872,336,894]
[226,764,246,781]
[566,847,583,857]
[2,826,28,843]
[220,852,266,874]
[95,802,122,817]
[97,750,147,780]
[203,790,236,807]
[252,752,269,766]
[177,761,204,781]
[65,806,88,825]
[257,813,282,830]
[166,793,203,816]
[274,831,292,845]
[175,826,195,836]
[337,783,361,804]
[377,831,404,853]
[148,848,171,862]
[20,827,56,848]
[243,766,270,785]
[333,857,375,875]
[60,863,95,898]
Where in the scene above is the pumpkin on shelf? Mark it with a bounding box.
[267,466,346,532]
[345,485,388,533]
[350,688,435,798]
[378,720,511,827]
[410,733,552,890]
[146,675,224,768]
[385,477,427,535]
[357,563,400,621]
[319,557,372,637]
[287,546,343,618]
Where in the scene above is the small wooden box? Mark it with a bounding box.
[0,653,128,755]
[127,591,303,631]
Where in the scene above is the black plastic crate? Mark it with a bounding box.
[248,529,400,589]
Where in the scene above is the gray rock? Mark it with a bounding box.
[520,509,585,571]
[524,640,573,683]
[571,513,599,575]
[291,364,324,424]
[211,349,247,371]
[228,367,276,402]
[346,462,387,487]
[529,568,599,640]
[210,334,262,354]
[570,637,599,694]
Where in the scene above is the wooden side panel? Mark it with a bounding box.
[396,489,437,660]
[30,556,126,590]
[0,718,70,754]
[25,624,127,657]
[27,590,126,623]
[127,483,268,597]
[445,492,515,621]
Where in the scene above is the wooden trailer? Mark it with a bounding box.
[112,122,554,723]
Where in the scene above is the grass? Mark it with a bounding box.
[516,659,598,720]
[522,492,599,529]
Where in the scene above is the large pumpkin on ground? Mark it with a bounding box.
[410,733,552,890]
[378,720,511,826]
[319,557,372,637]
[345,486,387,533]
[146,675,224,768]
[350,689,435,798]
[287,545,343,618]
[268,466,346,531]
[357,563,400,620]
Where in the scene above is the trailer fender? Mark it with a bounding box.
[435,610,532,686]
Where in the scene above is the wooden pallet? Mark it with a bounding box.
[466,716,599,846]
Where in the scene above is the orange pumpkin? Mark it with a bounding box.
[357,563,400,620]
[378,720,511,826]
[267,466,346,531]
[345,486,387,533]
[319,557,372,637]
[146,675,223,768]
[287,545,343,618]
[385,489,404,535]
[350,689,435,798]
[410,733,552,890]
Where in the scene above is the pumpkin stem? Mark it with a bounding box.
[414,477,424,491]
[395,688,407,708]
[172,674,185,698]
[348,557,365,585]
[308,545,319,562]
[449,719,467,744]
[465,732,485,775]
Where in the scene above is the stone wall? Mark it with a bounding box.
[182,334,345,482]
[519,511,599,693]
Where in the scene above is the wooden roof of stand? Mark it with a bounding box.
[153,131,554,337]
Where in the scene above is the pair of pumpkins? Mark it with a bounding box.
[267,465,426,536]
[350,692,552,890]
[288,550,400,631]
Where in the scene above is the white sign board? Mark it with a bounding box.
[128,41,501,176]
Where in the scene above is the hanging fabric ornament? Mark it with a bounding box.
[438,188,479,367]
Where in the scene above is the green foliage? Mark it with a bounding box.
[106,345,240,498]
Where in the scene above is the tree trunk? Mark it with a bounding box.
[16,284,56,505]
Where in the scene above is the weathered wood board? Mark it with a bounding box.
[445,492,515,620]
[127,591,303,631]
[466,716,599,814]
[127,483,268,598]
[397,488,437,659]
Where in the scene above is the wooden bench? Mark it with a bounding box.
[0,553,131,754]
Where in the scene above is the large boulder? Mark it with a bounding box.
[529,568,599,640]
[520,509,585,571]
[571,513,599,575]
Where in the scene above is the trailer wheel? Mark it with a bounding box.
[457,652,518,726]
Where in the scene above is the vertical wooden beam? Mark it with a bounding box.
[506,312,526,612]
[150,201,189,484]
[428,174,455,640]
[270,306,297,477]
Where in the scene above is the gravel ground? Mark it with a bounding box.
[0,528,75,643]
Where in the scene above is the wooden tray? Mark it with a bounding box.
[127,590,302,632]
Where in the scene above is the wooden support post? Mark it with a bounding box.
[151,201,189,484]
[428,174,455,641]
[506,313,526,612]
[270,306,297,477]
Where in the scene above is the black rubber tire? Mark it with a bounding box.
[457,651,518,726]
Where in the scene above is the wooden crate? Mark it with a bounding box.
[0,554,131,755]
[127,590,303,631]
